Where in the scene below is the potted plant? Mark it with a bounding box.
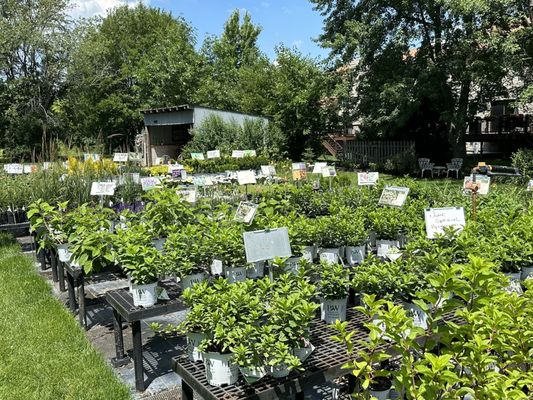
[368,208,406,258]
[315,215,345,263]
[289,216,318,262]
[316,261,351,323]
[495,231,529,292]
[342,214,368,266]
[212,224,247,283]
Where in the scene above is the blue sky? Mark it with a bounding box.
[71,0,329,60]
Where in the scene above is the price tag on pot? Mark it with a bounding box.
[141,176,160,191]
[463,175,490,195]
[190,152,205,160]
[232,150,244,158]
[234,202,258,224]
[90,182,116,196]
[528,180,533,192]
[237,170,257,185]
[312,162,327,174]
[113,153,129,162]
[207,150,220,159]
[424,207,465,239]
[243,227,292,263]
[379,186,410,208]
[4,163,23,174]
[358,172,379,186]
[261,165,276,176]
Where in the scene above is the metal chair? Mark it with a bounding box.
[418,158,434,178]
[446,158,463,178]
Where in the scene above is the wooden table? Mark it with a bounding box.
[106,281,187,391]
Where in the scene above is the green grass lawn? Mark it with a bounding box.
[0,233,130,400]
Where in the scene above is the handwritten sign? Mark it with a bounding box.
[243,150,256,157]
[358,172,379,186]
[424,207,466,239]
[463,175,490,195]
[190,152,205,160]
[321,166,337,178]
[312,162,327,174]
[207,150,221,159]
[261,165,276,176]
[232,150,245,158]
[237,170,257,185]
[234,202,258,224]
[243,227,292,263]
[113,153,129,162]
[4,164,23,174]
[528,180,533,192]
[90,182,116,196]
[141,177,160,191]
[379,186,410,207]
[83,153,100,162]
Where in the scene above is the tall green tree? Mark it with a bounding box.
[311,0,533,157]
[0,0,72,160]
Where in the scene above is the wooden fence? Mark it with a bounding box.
[343,140,415,164]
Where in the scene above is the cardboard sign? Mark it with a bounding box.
[379,186,410,207]
[528,180,533,192]
[463,175,490,195]
[90,182,116,196]
[4,164,23,174]
[312,162,328,174]
[83,153,100,162]
[207,150,221,159]
[113,153,129,162]
[141,177,160,191]
[424,207,466,239]
[243,150,256,157]
[234,202,258,224]
[322,166,337,178]
[358,172,379,186]
[190,152,205,160]
[232,150,244,158]
[243,227,292,262]
[261,165,276,176]
[237,170,257,185]
[176,189,197,203]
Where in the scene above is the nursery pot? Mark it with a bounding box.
[225,266,246,283]
[504,271,522,294]
[269,363,290,378]
[369,377,392,400]
[292,342,315,363]
[246,261,265,279]
[318,248,341,264]
[203,352,239,386]
[376,239,400,258]
[402,301,428,330]
[284,256,301,275]
[152,238,166,251]
[180,272,207,291]
[239,365,268,384]
[186,332,207,362]
[520,266,533,281]
[131,281,158,307]
[57,243,72,263]
[345,245,366,266]
[302,245,317,262]
[320,297,348,324]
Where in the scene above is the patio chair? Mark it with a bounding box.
[418,158,434,178]
[446,158,463,178]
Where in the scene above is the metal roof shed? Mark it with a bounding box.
[141,104,268,165]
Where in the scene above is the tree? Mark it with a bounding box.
[0,0,72,160]
[311,0,533,158]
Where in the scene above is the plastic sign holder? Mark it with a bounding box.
[243,227,292,263]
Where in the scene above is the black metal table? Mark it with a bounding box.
[173,308,370,400]
[106,281,187,391]
[63,262,86,328]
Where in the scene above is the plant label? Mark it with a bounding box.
[113,153,129,162]
[207,150,220,159]
[122,172,140,184]
[141,177,160,191]
[243,227,292,262]
[261,165,276,176]
[43,162,50,170]
[83,153,100,162]
[321,165,337,178]
[237,170,256,185]
[292,162,306,171]
[312,162,327,174]
[4,163,23,174]
[463,175,490,195]
[243,150,256,157]
[176,189,197,203]
[528,180,533,192]
[23,164,37,174]
[234,202,258,224]
[379,186,410,207]
[211,259,223,275]
[424,207,465,239]
[170,168,187,180]
[292,163,307,181]
[190,152,205,160]
[90,182,116,196]
[358,172,379,186]
[232,150,244,158]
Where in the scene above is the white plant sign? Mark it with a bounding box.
[379,186,410,207]
[358,172,379,186]
[232,150,244,158]
[261,165,276,176]
[463,175,490,195]
[243,227,292,263]
[207,150,221,159]
[321,165,337,178]
[528,180,533,192]
[312,162,327,174]
[237,170,257,185]
[90,182,116,196]
[424,207,466,239]
[234,201,258,224]
[190,152,205,160]
[113,153,129,162]
[141,177,160,191]
[176,189,197,203]
[4,164,23,174]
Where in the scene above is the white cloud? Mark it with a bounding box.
[70,0,150,18]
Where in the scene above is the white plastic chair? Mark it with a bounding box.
[418,158,434,178]
[446,158,463,178]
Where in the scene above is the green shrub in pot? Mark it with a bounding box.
[315,261,350,323]
[28,200,75,249]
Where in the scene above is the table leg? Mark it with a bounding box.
[78,275,87,329]
[182,381,194,400]
[111,309,130,367]
[50,249,58,282]
[132,320,145,391]
[57,261,66,292]
[66,271,77,312]
[295,391,304,400]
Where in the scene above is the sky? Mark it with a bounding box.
[69,0,330,60]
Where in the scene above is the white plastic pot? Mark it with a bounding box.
[345,245,366,266]
[152,238,166,251]
[504,271,522,294]
[292,342,315,363]
[131,282,158,307]
[210,259,223,275]
[225,266,246,283]
[318,248,341,264]
[186,332,206,362]
[376,239,400,258]
[302,245,317,262]
[203,352,239,386]
[284,256,301,275]
[521,266,533,281]
[246,261,265,279]
[239,365,267,384]
[402,301,428,330]
[57,243,72,263]
[370,388,391,400]
[270,363,290,378]
[180,273,206,291]
[320,297,348,324]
